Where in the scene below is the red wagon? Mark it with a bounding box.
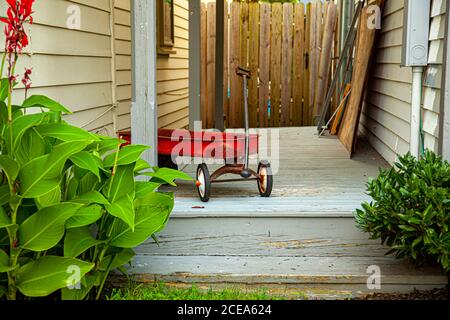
[119,67,273,202]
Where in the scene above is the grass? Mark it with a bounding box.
[107,283,289,300]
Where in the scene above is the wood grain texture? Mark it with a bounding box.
[270,3,283,127]
[303,4,311,126]
[308,2,319,124]
[223,2,229,128]
[281,3,294,127]
[314,3,338,118]
[292,3,305,126]
[339,3,381,155]
[258,3,271,128]
[248,3,260,128]
[229,2,241,128]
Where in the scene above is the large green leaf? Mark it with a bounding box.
[105,164,135,203]
[71,191,110,206]
[0,248,15,273]
[64,227,102,258]
[66,204,103,229]
[4,113,46,155]
[103,145,150,168]
[36,186,61,209]
[109,193,173,248]
[0,78,9,102]
[135,181,161,199]
[143,167,193,186]
[16,256,94,297]
[105,194,135,230]
[0,185,9,206]
[15,128,47,166]
[20,140,92,198]
[37,123,99,142]
[78,172,100,195]
[22,95,72,114]
[70,151,102,180]
[99,249,135,271]
[0,206,11,228]
[0,155,19,185]
[19,203,83,252]
[61,273,99,300]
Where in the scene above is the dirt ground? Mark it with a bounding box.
[355,288,449,300]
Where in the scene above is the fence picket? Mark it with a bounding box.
[248,3,260,128]
[229,2,241,128]
[259,3,271,128]
[281,3,293,127]
[293,3,305,126]
[270,3,282,127]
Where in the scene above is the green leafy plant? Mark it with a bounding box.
[0,0,192,300]
[356,151,450,272]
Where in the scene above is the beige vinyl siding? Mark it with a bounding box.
[157,0,190,129]
[1,0,115,135]
[1,0,189,136]
[360,0,446,164]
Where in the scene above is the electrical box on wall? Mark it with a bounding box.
[401,0,431,67]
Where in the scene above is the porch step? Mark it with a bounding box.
[130,213,448,298]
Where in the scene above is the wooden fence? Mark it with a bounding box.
[201,1,339,129]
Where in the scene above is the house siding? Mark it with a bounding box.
[157,0,190,129]
[1,0,189,136]
[360,0,446,165]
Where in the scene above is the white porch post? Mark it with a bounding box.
[131,0,158,165]
[189,0,202,130]
[441,7,450,161]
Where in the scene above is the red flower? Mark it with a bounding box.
[0,0,34,53]
[21,67,31,89]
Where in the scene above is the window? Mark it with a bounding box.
[157,0,176,55]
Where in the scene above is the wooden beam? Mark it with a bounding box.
[189,0,202,130]
[131,0,158,166]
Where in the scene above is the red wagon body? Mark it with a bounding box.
[119,129,259,162]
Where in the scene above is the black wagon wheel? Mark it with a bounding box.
[196,163,211,203]
[257,161,273,198]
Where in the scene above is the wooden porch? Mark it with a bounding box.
[129,128,447,299]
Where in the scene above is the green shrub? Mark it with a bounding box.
[356,151,450,272]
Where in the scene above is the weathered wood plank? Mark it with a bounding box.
[248,3,260,128]
[303,4,311,125]
[239,2,249,128]
[259,3,271,128]
[229,2,241,128]
[270,3,283,127]
[339,2,382,155]
[206,2,216,129]
[314,3,338,118]
[281,3,293,126]
[131,256,447,286]
[223,2,229,128]
[309,2,319,125]
[292,3,305,126]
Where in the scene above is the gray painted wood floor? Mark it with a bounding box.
[129,128,448,299]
